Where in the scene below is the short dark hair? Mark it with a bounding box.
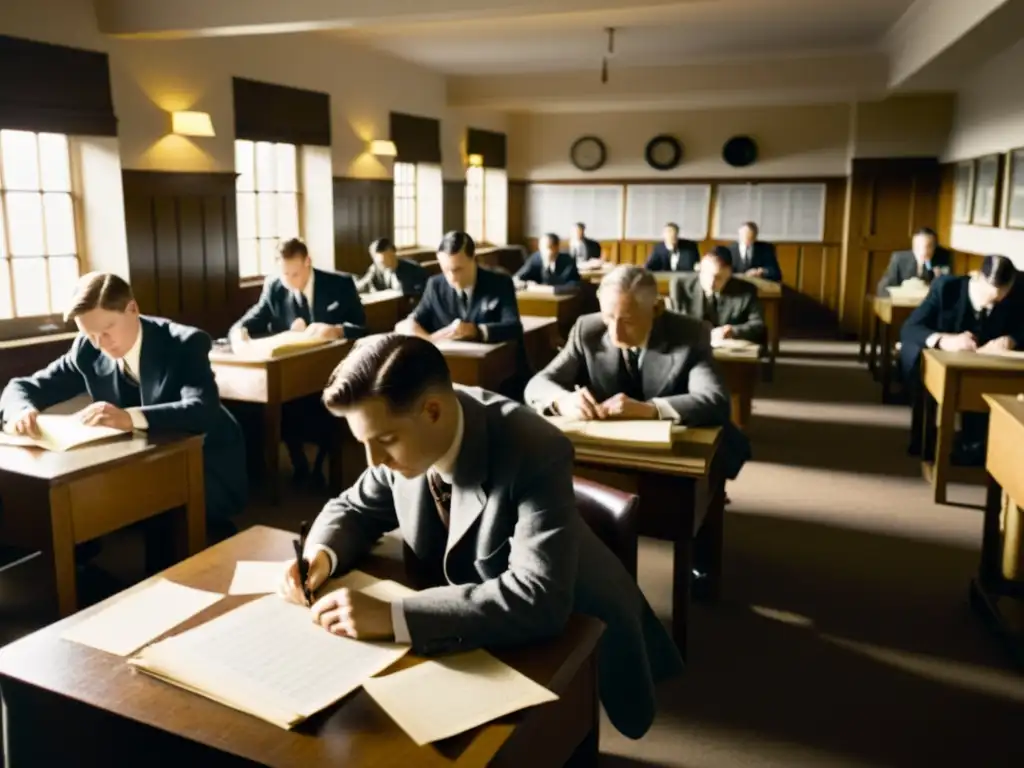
[740,221,759,236]
[438,230,475,259]
[979,255,1017,289]
[574,222,586,230]
[322,334,452,415]
[664,222,679,233]
[65,272,135,322]
[913,227,937,240]
[279,238,309,260]
[370,237,394,254]
[542,232,560,247]
[704,246,733,267]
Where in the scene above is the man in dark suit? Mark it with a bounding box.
[231,238,367,486]
[644,222,699,273]
[901,255,1024,462]
[280,334,683,740]
[0,273,246,539]
[876,227,952,296]
[396,231,522,344]
[671,247,766,344]
[514,233,581,289]
[569,222,602,266]
[355,237,428,297]
[524,265,750,480]
[728,221,782,282]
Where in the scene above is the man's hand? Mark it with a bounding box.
[290,317,308,332]
[78,402,133,431]
[711,325,735,344]
[278,549,331,605]
[229,327,250,354]
[938,331,978,352]
[395,318,429,339]
[9,408,40,437]
[311,588,394,640]
[450,320,479,341]
[978,335,1016,354]
[745,268,765,277]
[554,387,601,420]
[305,322,343,341]
[599,393,658,420]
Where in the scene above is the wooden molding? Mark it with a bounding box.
[121,170,238,196]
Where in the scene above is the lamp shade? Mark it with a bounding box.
[369,139,398,157]
[171,111,215,137]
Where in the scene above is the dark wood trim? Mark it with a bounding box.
[389,112,442,165]
[508,175,847,185]
[120,171,238,196]
[333,177,393,275]
[232,77,331,147]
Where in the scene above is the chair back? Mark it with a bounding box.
[573,476,639,578]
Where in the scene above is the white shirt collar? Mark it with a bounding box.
[295,268,315,310]
[431,401,464,483]
[116,321,144,378]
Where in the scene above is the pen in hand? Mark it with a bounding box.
[293,520,312,607]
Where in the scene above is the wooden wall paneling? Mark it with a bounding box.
[202,196,230,313]
[332,177,393,276]
[177,197,206,321]
[152,197,180,319]
[443,180,465,236]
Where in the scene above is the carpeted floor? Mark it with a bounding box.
[2,340,1022,766]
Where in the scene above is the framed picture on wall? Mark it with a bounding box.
[953,160,974,223]
[1005,148,1024,229]
[971,154,1002,227]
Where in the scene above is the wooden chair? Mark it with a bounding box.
[573,476,639,578]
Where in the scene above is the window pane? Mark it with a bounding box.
[43,193,76,255]
[235,140,255,192]
[238,238,259,278]
[277,194,299,240]
[236,192,257,239]
[48,255,79,312]
[12,257,48,316]
[1,130,40,190]
[38,133,71,192]
[276,144,297,192]
[0,261,11,319]
[0,204,6,258]
[257,192,277,238]
[258,239,279,276]
[6,192,45,255]
[255,142,276,192]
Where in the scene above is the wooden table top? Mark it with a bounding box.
[521,315,559,334]
[713,347,761,363]
[569,426,721,477]
[209,339,351,367]
[984,394,1024,503]
[0,433,203,485]
[360,289,404,306]
[515,290,578,304]
[433,339,513,359]
[0,526,604,768]
[924,349,1024,373]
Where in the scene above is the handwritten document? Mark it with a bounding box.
[130,594,410,729]
[0,413,128,452]
[227,561,291,595]
[363,649,558,745]
[62,580,222,656]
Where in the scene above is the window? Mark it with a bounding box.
[526,184,624,241]
[713,183,826,242]
[394,161,443,248]
[465,167,508,245]
[235,140,301,279]
[624,184,711,241]
[0,129,80,320]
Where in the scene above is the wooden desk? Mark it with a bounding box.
[0,434,205,617]
[870,296,922,402]
[0,526,604,767]
[920,350,1024,504]
[714,347,760,429]
[515,291,583,338]
[361,290,410,334]
[435,341,517,390]
[421,260,442,277]
[209,341,352,502]
[972,394,1024,666]
[521,316,561,373]
[566,428,724,656]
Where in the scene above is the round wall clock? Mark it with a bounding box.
[570,136,607,172]
[723,135,758,167]
[645,134,683,171]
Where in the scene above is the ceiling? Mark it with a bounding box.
[335,0,917,75]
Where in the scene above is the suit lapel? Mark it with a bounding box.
[642,315,683,398]
[595,331,625,399]
[310,269,326,322]
[953,279,971,332]
[445,393,488,558]
[393,473,443,560]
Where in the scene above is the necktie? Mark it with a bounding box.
[458,290,470,319]
[742,247,749,269]
[294,291,312,324]
[426,470,452,529]
[622,348,643,400]
[121,360,138,383]
[705,293,719,326]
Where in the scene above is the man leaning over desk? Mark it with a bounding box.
[356,237,428,297]
[671,246,766,345]
[0,272,246,540]
[514,232,581,289]
[279,334,683,739]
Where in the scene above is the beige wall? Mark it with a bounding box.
[1,0,505,180]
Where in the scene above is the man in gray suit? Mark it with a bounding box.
[671,247,766,345]
[524,265,750,478]
[876,227,952,296]
[279,334,683,740]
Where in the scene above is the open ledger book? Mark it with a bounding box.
[239,331,330,360]
[547,416,673,450]
[127,573,415,729]
[0,414,129,452]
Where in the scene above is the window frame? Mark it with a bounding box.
[465,165,508,246]
[394,161,443,249]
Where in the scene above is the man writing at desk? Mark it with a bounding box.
[231,238,367,487]
[0,273,246,540]
[644,222,699,273]
[671,247,766,345]
[279,334,683,740]
[356,237,428,297]
[514,232,581,289]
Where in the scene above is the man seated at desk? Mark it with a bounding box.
[355,237,428,297]
[644,222,699,273]
[728,221,782,282]
[523,265,750,481]
[901,255,1024,462]
[514,232,581,290]
[877,227,951,296]
[569,221,603,267]
[280,334,683,740]
[0,273,246,541]
[231,238,367,487]
[671,246,767,345]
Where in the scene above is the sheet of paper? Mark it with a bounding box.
[548,417,673,449]
[238,331,329,360]
[228,561,291,595]
[0,414,127,452]
[712,338,759,352]
[361,288,404,304]
[323,569,418,603]
[363,649,558,745]
[433,340,496,355]
[131,594,409,728]
[62,580,222,656]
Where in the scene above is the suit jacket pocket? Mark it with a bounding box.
[474,538,511,581]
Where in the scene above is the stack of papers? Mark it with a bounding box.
[712,338,760,353]
[238,331,330,359]
[0,413,129,452]
[547,416,673,449]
